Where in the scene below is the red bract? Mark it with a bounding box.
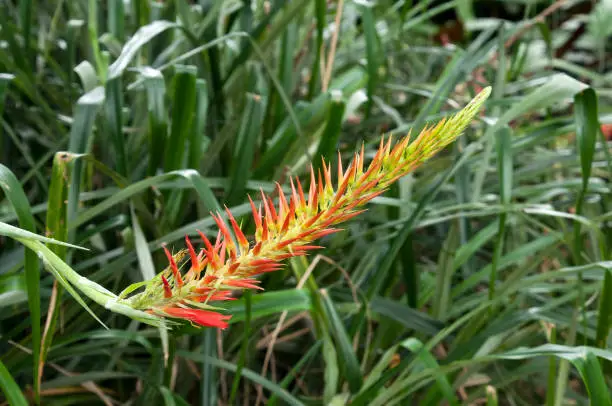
[162,307,231,329]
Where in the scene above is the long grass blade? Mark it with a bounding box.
[0,164,40,402]
[0,359,28,406]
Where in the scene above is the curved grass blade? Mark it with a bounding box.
[179,351,305,406]
[104,78,127,175]
[0,164,40,402]
[492,345,612,406]
[0,360,28,406]
[74,170,221,228]
[573,88,599,261]
[226,92,262,205]
[15,238,163,328]
[139,67,168,176]
[313,91,345,172]
[489,126,513,302]
[267,341,323,406]
[40,151,80,387]
[108,20,178,80]
[0,222,85,249]
[401,338,459,406]
[228,290,251,404]
[360,4,380,117]
[164,65,197,173]
[321,290,363,393]
[223,289,311,324]
[189,78,208,171]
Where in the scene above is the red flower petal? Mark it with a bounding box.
[224,278,263,290]
[161,275,172,298]
[163,307,230,329]
[208,290,236,302]
[163,245,183,288]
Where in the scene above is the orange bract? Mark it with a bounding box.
[124,87,491,328]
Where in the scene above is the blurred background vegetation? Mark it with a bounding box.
[0,0,611,405]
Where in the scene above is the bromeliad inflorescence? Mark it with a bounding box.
[19,88,489,330]
[116,87,491,329]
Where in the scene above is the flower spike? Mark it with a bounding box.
[116,88,490,329]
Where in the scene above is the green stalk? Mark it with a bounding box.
[88,0,107,82]
[554,88,599,405]
[229,290,252,404]
[39,153,72,392]
[17,237,163,326]
[19,0,34,64]
[489,127,513,302]
[546,325,557,406]
[0,164,40,404]
[553,309,578,406]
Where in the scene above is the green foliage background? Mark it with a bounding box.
[0,0,611,405]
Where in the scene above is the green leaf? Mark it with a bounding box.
[492,345,612,406]
[0,73,15,121]
[400,338,459,406]
[367,142,481,299]
[74,61,98,92]
[574,88,598,191]
[36,251,108,329]
[200,328,217,406]
[41,372,136,390]
[158,386,176,406]
[189,79,209,171]
[224,289,311,323]
[0,360,28,406]
[108,20,178,79]
[229,290,251,404]
[453,235,560,298]
[571,88,600,282]
[0,163,40,399]
[268,341,323,406]
[314,91,346,171]
[492,74,586,139]
[453,222,498,271]
[40,151,84,379]
[104,78,127,175]
[489,126,513,301]
[255,92,331,178]
[497,126,513,205]
[67,87,105,229]
[19,0,33,61]
[360,4,380,117]
[87,0,106,81]
[180,351,305,406]
[74,170,221,228]
[51,329,153,352]
[596,271,612,348]
[164,65,197,172]
[131,204,156,280]
[226,92,263,205]
[432,221,459,320]
[15,238,163,328]
[369,296,444,335]
[107,0,125,41]
[0,222,85,249]
[360,344,399,392]
[46,153,71,258]
[140,67,168,176]
[321,291,363,393]
[323,335,339,403]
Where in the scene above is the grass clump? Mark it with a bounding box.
[0,1,610,405]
